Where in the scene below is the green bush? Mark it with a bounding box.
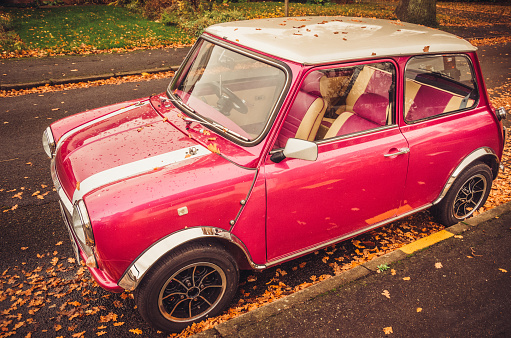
[179,9,245,37]
[144,0,173,19]
[161,0,197,25]
[0,12,14,31]
[307,0,330,5]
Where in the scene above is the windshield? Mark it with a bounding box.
[168,39,287,143]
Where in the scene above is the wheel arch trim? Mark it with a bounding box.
[433,146,498,205]
[118,227,265,291]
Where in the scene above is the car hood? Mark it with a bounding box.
[54,100,216,202]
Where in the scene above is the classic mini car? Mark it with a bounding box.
[43,17,507,332]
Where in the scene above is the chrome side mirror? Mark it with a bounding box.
[271,138,318,163]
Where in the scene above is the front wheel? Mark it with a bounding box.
[433,162,493,226]
[135,243,239,333]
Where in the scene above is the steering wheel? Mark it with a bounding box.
[213,82,248,115]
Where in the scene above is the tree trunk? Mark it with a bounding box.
[395,0,437,27]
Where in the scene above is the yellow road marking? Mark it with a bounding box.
[400,230,454,254]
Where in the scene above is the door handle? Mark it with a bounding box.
[384,147,410,157]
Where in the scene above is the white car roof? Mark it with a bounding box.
[205,16,476,65]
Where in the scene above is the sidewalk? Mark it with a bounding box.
[0,46,190,90]
[195,202,511,337]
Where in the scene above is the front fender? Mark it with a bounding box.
[118,227,265,291]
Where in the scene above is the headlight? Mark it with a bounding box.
[42,127,56,158]
[72,200,95,248]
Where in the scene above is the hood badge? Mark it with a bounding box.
[187,147,199,156]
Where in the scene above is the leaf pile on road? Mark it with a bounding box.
[0,246,142,337]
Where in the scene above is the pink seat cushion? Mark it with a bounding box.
[276,91,324,148]
[407,85,454,121]
[353,93,389,126]
[332,114,379,137]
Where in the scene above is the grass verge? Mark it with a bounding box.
[2,5,193,58]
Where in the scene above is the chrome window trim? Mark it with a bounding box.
[56,101,147,151]
[71,144,209,204]
[118,227,265,291]
[316,124,398,145]
[166,34,292,147]
[432,146,498,205]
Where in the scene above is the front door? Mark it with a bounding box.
[265,128,409,262]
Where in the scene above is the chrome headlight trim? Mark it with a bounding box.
[42,127,56,159]
[72,200,95,248]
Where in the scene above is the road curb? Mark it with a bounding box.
[193,202,511,338]
[0,65,180,91]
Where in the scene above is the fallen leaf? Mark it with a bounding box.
[402,277,411,281]
[21,247,28,250]
[12,192,23,199]
[391,269,396,276]
[207,143,220,154]
[382,290,391,299]
[129,328,142,335]
[383,326,393,334]
[435,262,443,269]
[417,307,423,312]
[423,46,430,52]
[499,268,508,273]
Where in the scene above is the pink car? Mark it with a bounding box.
[43,17,507,332]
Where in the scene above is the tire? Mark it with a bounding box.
[433,162,492,226]
[135,242,239,333]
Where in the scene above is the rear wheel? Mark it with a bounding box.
[433,162,492,226]
[135,243,239,333]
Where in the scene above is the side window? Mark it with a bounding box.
[404,55,479,123]
[274,62,396,149]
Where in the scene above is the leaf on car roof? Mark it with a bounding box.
[423,46,430,52]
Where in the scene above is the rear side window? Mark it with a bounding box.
[404,55,479,123]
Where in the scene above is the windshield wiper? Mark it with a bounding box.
[183,118,250,141]
[168,90,195,115]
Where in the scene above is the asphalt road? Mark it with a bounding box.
[0,79,171,337]
[1,43,510,337]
